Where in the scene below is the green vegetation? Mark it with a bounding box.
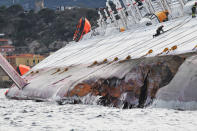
[0,5,99,54]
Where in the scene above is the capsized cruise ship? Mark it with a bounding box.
[3,0,197,110]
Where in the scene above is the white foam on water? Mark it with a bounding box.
[1,89,197,131]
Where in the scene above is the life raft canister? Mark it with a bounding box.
[156,10,169,23]
[17,64,31,76]
[73,17,91,42]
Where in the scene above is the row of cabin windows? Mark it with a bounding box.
[7,58,40,67]
[26,59,40,64]
[1,48,14,52]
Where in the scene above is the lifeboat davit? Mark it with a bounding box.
[73,17,91,42]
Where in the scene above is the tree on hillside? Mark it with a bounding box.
[38,8,56,24]
[0,5,99,54]
[6,4,24,15]
[0,5,6,12]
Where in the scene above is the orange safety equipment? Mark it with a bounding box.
[4,89,8,96]
[73,17,91,42]
[17,64,31,76]
[156,10,169,23]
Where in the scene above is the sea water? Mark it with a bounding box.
[0,89,197,131]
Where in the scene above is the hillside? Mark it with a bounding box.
[0,5,99,54]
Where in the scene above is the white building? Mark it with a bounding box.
[35,0,44,12]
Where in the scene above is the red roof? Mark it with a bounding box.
[6,54,45,58]
[0,39,8,42]
[0,45,15,48]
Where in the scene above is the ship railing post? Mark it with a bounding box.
[0,53,28,89]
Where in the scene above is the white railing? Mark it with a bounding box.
[0,54,28,89]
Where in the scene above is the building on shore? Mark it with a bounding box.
[0,45,15,55]
[56,6,77,11]
[0,34,5,38]
[0,39,9,45]
[0,38,15,56]
[35,0,45,12]
[0,38,15,87]
[0,54,45,88]
[6,54,45,69]
[0,67,12,88]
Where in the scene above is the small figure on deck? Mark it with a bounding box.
[153,25,164,38]
[192,2,197,18]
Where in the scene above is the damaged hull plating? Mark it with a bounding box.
[6,54,189,108]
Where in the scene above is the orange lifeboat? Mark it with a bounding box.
[17,64,31,76]
[156,10,169,23]
[73,17,91,42]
